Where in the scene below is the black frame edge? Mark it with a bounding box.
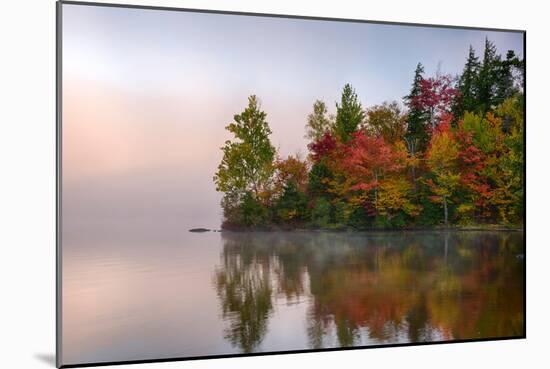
[59,335,525,368]
[56,0,63,367]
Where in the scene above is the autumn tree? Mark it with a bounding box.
[425,121,461,226]
[454,125,490,222]
[272,154,309,222]
[339,133,407,214]
[365,101,407,144]
[377,174,420,222]
[214,95,276,227]
[414,74,458,130]
[493,97,524,223]
[305,100,334,142]
[212,42,524,229]
[334,84,365,142]
[307,132,337,199]
[458,104,523,224]
[273,154,309,195]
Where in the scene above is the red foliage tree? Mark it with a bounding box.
[337,132,407,212]
[455,124,492,220]
[308,131,337,162]
[411,74,459,130]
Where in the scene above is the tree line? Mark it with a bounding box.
[213,38,524,230]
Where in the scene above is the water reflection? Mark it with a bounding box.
[214,231,524,352]
[214,236,273,353]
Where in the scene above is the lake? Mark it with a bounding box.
[61,229,524,365]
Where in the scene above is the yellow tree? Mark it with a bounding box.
[426,122,460,226]
[377,175,420,220]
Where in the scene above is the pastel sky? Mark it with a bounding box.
[61,3,523,229]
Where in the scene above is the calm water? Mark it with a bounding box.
[62,230,524,365]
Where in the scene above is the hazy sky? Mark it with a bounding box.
[62,3,523,229]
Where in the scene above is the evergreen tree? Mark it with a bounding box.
[455,45,481,116]
[495,50,520,105]
[475,38,500,114]
[274,181,308,223]
[404,63,428,155]
[334,84,365,142]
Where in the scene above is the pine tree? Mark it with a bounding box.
[475,38,500,114]
[495,50,520,105]
[404,63,428,155]
[455,45,481,116]
[334,84,365,142]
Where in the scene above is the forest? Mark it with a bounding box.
[213,39,525,230]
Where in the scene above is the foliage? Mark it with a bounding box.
[240,192,269,226]
[334,84,365,142]
[273,182,308,223]
[413,74,459,130]
[377,176,420,220]
[404,63,429,154]
[214,41,524,229]
[366,101,407,144]
[453,45,480,118]
[308,132,337,163]
[310,197,332,227]
[425,121,461,225]
[214,95,276,199]
[307,161,333,199]
[305,100,335,142]
[273,154,309,195]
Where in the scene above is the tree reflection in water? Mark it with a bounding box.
[214,235,273,353]
[214,231,524,352]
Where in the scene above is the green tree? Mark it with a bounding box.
[495,50,521,105]
[240,192,269,226]
[404,63,429,154]
[475,38,500,114]
[454,45,481,117]
[305,100,334,142]
[334,84,365,142]
[307,162,333,199]
[274,181,308,223]
[404,63,428,193]
[214,95,276,198]
[214,96,276,226]
[310,197,331,227]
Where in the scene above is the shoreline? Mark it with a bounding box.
[196,224,524,233]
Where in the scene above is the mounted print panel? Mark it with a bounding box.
[57,1,525,367]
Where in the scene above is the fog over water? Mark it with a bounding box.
[62,4,523,230]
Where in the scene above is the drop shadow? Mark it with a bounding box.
[34,353,56,367]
